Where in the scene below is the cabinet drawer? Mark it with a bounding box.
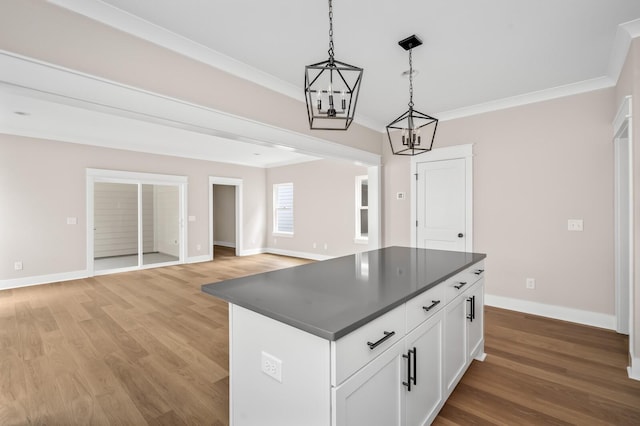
[331,304,405,386]
[405,283,445,332]
[444,261,485,304]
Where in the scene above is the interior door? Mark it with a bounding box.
[416,158,467,251]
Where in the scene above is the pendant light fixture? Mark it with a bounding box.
[304,0,363,130]
[386,35,438,156]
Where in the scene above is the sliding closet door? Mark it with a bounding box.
[88,169,186,275]
[142,184,180,266]
[94,182,140,271]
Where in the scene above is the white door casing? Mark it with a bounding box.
[612,96,633,357]
[411,144,473,252]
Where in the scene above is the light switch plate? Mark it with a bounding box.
[66,217,77,225]
[568,219,583,231]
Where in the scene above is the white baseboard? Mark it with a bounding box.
[187,255,211,264]
[239,248,266,256]
[485,294,616,330]
[0,269,89,291]
[266,248,333,261]
[629,355,640,381]
[214,240,236,248]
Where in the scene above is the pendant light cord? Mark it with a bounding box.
[328,0,335,64]
[408,48,414,108]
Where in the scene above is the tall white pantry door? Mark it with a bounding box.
[416,158,467,251]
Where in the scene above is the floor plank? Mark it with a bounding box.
[0,246,638,425]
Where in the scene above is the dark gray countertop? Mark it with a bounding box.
[201,246,486,341]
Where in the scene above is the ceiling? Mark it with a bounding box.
[3,1,640,168]
[81,0,640,125]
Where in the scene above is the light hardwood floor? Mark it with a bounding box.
[1,247,639,425]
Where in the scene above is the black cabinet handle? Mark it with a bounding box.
[457,233,464,238]
[367,331,395,350]
[466,295,476,322]
[423,300,441,312]
[474,269,485,275]
[454,281,467,290]
[402,347,416,391]
[412,347,417,386]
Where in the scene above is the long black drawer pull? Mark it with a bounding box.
[423,300,441,312]
[454,281,467,290]
[474,269,485,275]
[367,331,395,350]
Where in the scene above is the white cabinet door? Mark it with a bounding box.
[466,279,484,360]
[443,292,467,396]
[332,341,406,426]
[405,311,443,426]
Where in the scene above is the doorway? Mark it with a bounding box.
[411,144,473,252]
[87,169,187,275]
[209,177,243,259]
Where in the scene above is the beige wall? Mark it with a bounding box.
[266,159,368,258]
[0,0,381,156]
[213,185,237,247]
[383,88,616,316]
[0,134,266,280]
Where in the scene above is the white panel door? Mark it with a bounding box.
[416,158,466,251]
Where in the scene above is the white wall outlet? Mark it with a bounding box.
[567,219,583,231]
[196,244,202,251]
[312,242,317,249]
[324,243,328,250]
[261,351,282,383]
[14,261,23,271]
[526,278,535,289]
[66,217,77,225]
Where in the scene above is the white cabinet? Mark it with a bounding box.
[443,288,468,396]
[466,278,484,360]
[405,311,443,426]
[227,260,485,426]
[332,340,406,426]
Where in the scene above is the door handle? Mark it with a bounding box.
[458,233,464,238]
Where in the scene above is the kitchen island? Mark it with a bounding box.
[202,246,486,426]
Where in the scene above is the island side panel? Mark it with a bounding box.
[230,304,331,426]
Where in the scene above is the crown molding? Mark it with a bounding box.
[47,0,381,131]
[436,76,615,121]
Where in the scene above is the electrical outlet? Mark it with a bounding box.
[14,261,23,271]
[196,244,201,251]
[312,242,317,249]
[261,351,282,383]
[324,243,328,250]
[526,278,535,289]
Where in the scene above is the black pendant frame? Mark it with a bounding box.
[305,58,363,131]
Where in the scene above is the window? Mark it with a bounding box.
[355,176,368,242]
[273,182,294,235]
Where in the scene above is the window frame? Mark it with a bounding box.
[273,182,294,236]
[355,175,368,244]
